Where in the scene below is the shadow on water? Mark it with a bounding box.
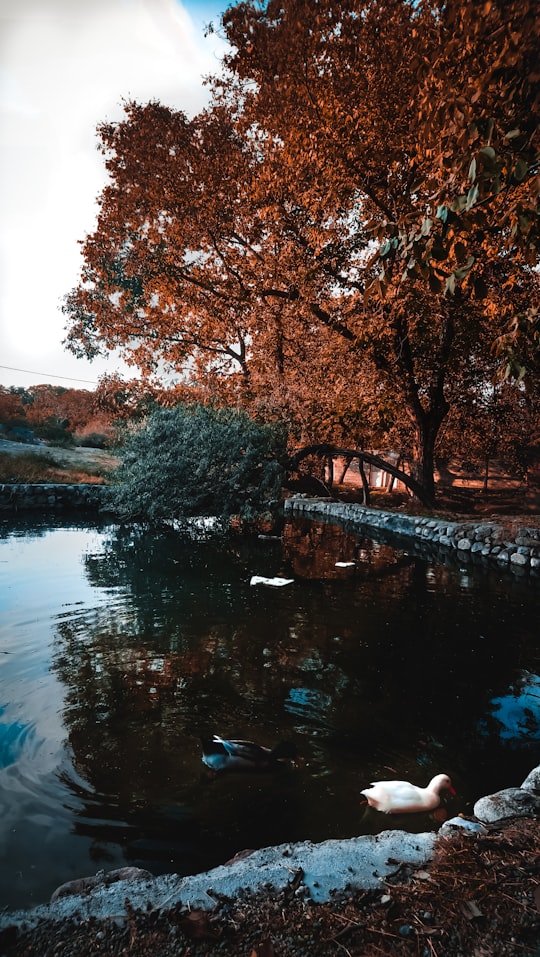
[0,514,538,910]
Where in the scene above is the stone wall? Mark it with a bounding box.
[0,483,114,513]
[284,497,540,573]
[2,485,539,573]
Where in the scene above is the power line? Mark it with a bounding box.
[0,364,98,386]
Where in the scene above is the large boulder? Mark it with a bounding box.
[474,785,540,823]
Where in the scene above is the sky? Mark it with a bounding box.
[0,0,228,390]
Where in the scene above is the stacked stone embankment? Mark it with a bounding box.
[284,496,540,573]
[0,483,113,512]
[2,486,539,573]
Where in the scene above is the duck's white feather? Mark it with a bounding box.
[361,774,455,814]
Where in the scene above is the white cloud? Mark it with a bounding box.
[0,0,227,388]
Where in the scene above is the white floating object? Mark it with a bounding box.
[335,561,355,568]
[250,575,294,587]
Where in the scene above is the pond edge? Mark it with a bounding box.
[284,496,540,574]
[0,764,538,932]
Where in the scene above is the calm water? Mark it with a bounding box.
[0,515,538,911]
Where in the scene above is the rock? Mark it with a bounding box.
[521,764,540,791]
[282,500,538,570]
[3,833,436,932]
[51,867,153,902]
[510,551,528,566]
[473,787,540,823]
[439,817,489,837]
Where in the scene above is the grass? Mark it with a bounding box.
[0,451,109,485]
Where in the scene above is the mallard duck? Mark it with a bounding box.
[360,773,456,814]
[201,735,298,773]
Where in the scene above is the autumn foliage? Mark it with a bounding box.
[0,385,113,445]
[63,0,539,503]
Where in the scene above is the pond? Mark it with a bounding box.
[0,514,539,911]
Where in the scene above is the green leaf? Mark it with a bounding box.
[479,146,496,160]
[444,273,456,296]
[420,217,433,236]
[451,195,467,213]
[513,158,528,183]
[436,205,448,223]
[465,185,479,210]
[505,129,521,140]
[468,157,477,182]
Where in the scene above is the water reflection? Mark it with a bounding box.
[0,708,35,770]
[479,671,540,744]
[0,515,538,910]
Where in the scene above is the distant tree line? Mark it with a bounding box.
[0,384,113,447]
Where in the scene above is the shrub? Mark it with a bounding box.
[76,432,110,449]
[110,403,286,522]
[33,419,75,446]
[0,423,38,444]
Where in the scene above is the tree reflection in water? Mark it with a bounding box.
[50,520,539,863]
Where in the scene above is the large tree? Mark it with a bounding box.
[64,0,539,503]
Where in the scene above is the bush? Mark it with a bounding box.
[110,403,287,522]
[76,432,110,449]
[33,419,75,446]
[0,423,38,444]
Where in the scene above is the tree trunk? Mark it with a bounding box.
[324,456,334,488]
[336,456,352,484]
[409,401,449,505]
[287,444,430,504]
[359,460,370,505]
[390,306,453,506]
[482,457,490,493]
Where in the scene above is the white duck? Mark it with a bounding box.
[361,773,456,814]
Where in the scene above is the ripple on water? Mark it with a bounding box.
[0,713,36,770]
